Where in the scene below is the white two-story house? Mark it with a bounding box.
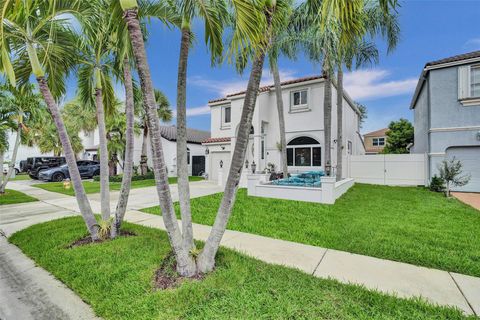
[202,75,365,185]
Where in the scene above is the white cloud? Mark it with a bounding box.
[464,38,480,50]
[343,69,418,101]
[189,68,298,98]
[170,105,211,118]
[186,105,210,117]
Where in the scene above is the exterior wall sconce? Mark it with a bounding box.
[251,161,256,174]
[325,160,332,176]
[205,148,209,155]
[221,146,225,150]
[219,160,223,168]
[245,160,249,169]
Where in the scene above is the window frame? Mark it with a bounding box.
[289,88,310,112]
[470,65,480,98]
[221,105,231,128]
[286,136,322,167]
[372,137,385,147]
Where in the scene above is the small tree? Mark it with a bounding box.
[382,118,414,154]
[438,157,470,197]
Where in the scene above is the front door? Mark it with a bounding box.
[192,156,206,176]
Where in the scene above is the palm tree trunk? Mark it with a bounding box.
[176,25,194,251]
[112,59,135,238]
[0,124,21,193]
[271,60,288,177]
[0,152,4,191]
[197,49,268,273]
[37,77,99,240]
[140,122,148,175]
[123,8,196,277]
[336,68,343,181]
[323,62,332,176]
[95,89,111,221]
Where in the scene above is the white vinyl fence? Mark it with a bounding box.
[345,153,428,186]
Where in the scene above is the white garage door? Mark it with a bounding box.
[209,152,231,184]
[446,146,480,192]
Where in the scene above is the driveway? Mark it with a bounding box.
[452,192,480,211]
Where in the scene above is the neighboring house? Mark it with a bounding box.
[81,125,210,177]
[363,128,388,154]
[202,75,365,185]
[410,50,480,192]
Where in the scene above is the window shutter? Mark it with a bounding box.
[458,66,470,99]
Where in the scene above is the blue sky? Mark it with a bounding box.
[79,0,480,135]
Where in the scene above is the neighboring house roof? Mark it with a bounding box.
[159,125,210,144]
[410,50,480,108]
[202,137,231,144]
[425,50,480,67]
[363,128,388,137]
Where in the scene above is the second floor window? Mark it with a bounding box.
[223,106,231,126]
[291,89,308,111]
[373,138,385,146]
[471,66,480,98]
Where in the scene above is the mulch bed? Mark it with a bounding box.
[154,251,204,290]
[67,230,136,248]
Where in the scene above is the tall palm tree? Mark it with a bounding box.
[75,0,119,222]
[173,0,227,251]
[120,0,268,276]
[334,2,400,180]
[110,0,177,238]
[0,0,99,239]
[197,0,292,273]
[134,87,173,175]
[0,84,43,192]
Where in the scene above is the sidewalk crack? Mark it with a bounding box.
[448,272,476,316]
[312,249,328,275]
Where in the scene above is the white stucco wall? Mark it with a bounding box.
[205,78,364,183]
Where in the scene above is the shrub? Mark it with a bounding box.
[429,175,445,193]
[93,171,155,183]
[438,157,471,197]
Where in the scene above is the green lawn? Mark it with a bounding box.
[34,176,204,196]
[142,184,480,277]
[9,217,471,320]
[12,174,32,181]
[0,189,37,205]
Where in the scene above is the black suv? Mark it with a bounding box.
[26,157,66,179]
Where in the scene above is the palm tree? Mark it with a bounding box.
[0,0,99,239]
[300,0,399,178]
[173,0,227,252]
[75,0,119,222]
[120,0,268,276]
[0,84,43,193]
[110,0,177,238]
[134,87,173,175]
[197,0,292,273]
[334,3,400,180]
[0,98,16,193]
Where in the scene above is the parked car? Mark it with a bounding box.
[26,156,66,179]
[2,162,21,175]
[38,160,100,182]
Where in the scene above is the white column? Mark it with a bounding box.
[320,176,336,204]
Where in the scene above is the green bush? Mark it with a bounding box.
[429,175,445,193]
[93,171,155,183]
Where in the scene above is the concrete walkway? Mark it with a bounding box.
[2,181,480,317]
[453,192,480,211]
[0,232,99,320]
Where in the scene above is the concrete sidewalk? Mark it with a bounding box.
[2,181,480,316]
[0,235,100,320]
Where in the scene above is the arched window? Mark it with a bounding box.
[287,137,321,167]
